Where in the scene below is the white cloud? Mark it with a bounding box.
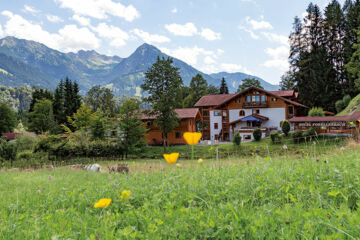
[131,29,170,44]
[200,28,221,41]
[263,46,289,71]
[23,5,40,14]
[246,16,273,30]
[92,23,129,47]
[165,22,221,41]
[204,56,216,64]
[46,15,63,23]
[261,32,288,46]
[238,26,259,39]
[56,0,140,21]
[160,46,216,66]
[165,22,198,37]
[72,14,91,26]
[0,24,3,37]
[1,11,100,52]
[171,8,178,13]
[57,25,100,52]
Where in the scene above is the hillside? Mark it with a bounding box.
[0,36,279,96]
[337,93,360,116]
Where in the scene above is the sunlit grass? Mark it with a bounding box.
[0,140,359,239]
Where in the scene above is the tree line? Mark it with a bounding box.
[281,0,360,113]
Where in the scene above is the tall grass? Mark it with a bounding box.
[0,142,359,239]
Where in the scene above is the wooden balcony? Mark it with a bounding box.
[243,101,268,108]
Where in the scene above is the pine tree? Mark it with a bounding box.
[53,80,66,125]
[64,77,74,119]
[219,77,229,94]
[29,88,53,113]
[72,81,82,114]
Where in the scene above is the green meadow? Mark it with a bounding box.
[1,138,360,239]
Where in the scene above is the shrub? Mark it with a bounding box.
[233,132,241,146]
[281,120,290,136]
[335,100,345,113]
[308,107,325,117]
[304,127,317,141]
[343,95,351,108]
[292,131,303,144]
[15,132,38,152]
[253,128,262,141]
[270,131,281,144]
[0,139,18,166]
[14,152,49,169]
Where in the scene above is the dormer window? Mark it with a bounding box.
[239,110,245,116]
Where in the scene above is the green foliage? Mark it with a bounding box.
[0,85,33,112]
[304,127,317,140]
[253,128,262,141]
[207,85,219,95]
[237,78,263,92]
[28,99,56,134]
[281,120,291,136]
[232,132,241,146]
[67,104,99,132]
[141,57,183,152]
[118,99,147,158]
[292,131,303,144]
[308,107,325,116]
[0,102,17,133]
[29,88,53,113]
[335,99,345,113]
[343,95,351,108]
[85,85,116,116]
[182,74,208,107]
[90,116,106,140]
[0,138,18,165]
[279,71,296,90]
[219,77,229,94]
[15,133,38,152]
[270,131,281,144]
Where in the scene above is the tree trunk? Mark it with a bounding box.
[163,132,167,153]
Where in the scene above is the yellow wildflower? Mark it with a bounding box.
[251,152,254,156]
[120,190,131,200]
[163,153,179,163]
[198,158,203,164]
[94,198,112,208]
[350,121,354,125]
[183,132,202,145]
[176,163,182,168]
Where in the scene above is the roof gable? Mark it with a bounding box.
[194,94,237,107]
[141,108,200,120]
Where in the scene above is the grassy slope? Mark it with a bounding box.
[0,141,359,239]
[338,93,360,116]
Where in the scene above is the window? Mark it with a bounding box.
[272,98,277,102]
[147,121,153,127]
[246,96,251,102]
[214,111,220,116]
[175,132,181,139]
[252,96,256,102]
[255,95,260,102]
[244,135,251,140]
[203,110,209,116]
[214,123,218,129]
[239,110,245,116]
[252,109,260,114]
[288,106,294,115]
[261,95,267,102]
[203,121,209,130]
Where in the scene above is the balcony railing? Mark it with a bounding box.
[243,101,268,108]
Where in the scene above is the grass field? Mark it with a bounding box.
[1,139,359,239]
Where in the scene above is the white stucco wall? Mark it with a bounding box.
[229,109,252,122]
[210,110,222,140]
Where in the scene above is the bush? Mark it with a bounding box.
[292,131,303,144]
[304,127,317,141]
[253,128,262,141]
[270,131,281,144]
[14,152,49,169]
[343,95,351,108]
[281,120,290,136]
[233,132,241,146]
[308,107,325,117]
[15,133,38,152]
[335,100,345,113]
[0,139,18,165]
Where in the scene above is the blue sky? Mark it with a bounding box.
[0,0,339,85]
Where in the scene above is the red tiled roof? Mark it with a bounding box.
[194,94,237,107]
[289,112,360,122]
[141,108,199,120]
[271,90,294,97]
[1,133,21,140]
[216,86,308,108]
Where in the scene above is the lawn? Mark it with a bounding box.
[0,140,359,239]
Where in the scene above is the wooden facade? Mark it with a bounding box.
[142,108,201,145]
